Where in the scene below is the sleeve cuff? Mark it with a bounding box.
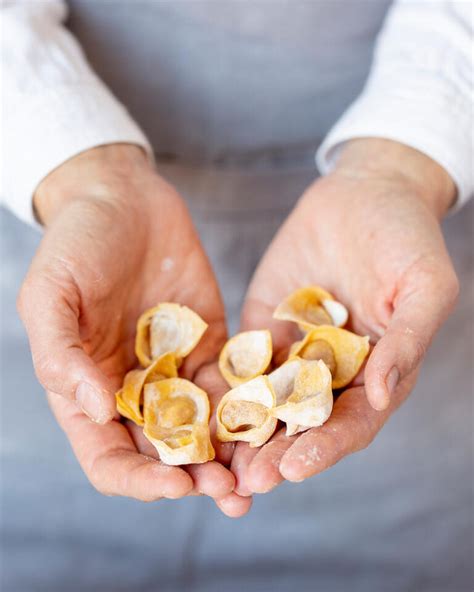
[315,1,474,215]
[316,93,473,212]
[1,82,153,227]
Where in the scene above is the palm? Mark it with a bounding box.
[244,174,450,345]
[29,174,249,516]
[231,173,457,495]
[49,190,224,384]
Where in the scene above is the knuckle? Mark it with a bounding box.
[429,263,460,311]
[122,462,160,502]
[358,440,372,454]
[413,334,427,364]
[353,426,377,454]
[348,405,380,453]
[137,492,159,503]
[16,279,33,318]
[405,332,427,369]
[360,430,377,451]
[33,353,62,389]
[92,482,114,498]
[91,481,112,497]
[445,270,460,308]
[89,472,110,496]
[352,420,376,453]
[87,458,115,497]
[87,453,159,502]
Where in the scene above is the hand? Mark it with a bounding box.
[17,144,251,516]
[230,138,459,495]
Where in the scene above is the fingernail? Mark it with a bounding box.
[386,367,400,397]
[75,382,107,424]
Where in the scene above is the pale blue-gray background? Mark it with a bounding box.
[1,1,473,590]
[1,181,472,592]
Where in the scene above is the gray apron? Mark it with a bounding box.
[1,2,472,591]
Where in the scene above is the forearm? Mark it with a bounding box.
[333,138,457,220]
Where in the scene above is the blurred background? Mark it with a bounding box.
[1,1,473,590]
[1,188,472,592]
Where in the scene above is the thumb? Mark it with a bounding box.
[364,266,459,411]
[17,273,116,424]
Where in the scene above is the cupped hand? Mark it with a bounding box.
[17,144,251,516]
[230,139,459,495]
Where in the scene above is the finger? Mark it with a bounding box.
[214,492,253,518]
[365,265,458,410]
[279,373,417,482]
[185,462,235,499]
[126,420,162,459]
[214,440,235,466]
[123,409,236,499]
[244,428,297,493]
[230,442,261,496]
[233,296,299,495]
[49,393,194,500]
[17,273,116,423]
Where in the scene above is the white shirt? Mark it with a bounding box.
[1,0,473,226]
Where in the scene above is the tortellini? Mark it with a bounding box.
[216,376,277,448]
[116,303,214,465]
[116,287,370,461]
[216,286,369,447]
[218,330,272,388]
[273,285,348,331]
[269,358,333,436]
[135,303,208,367]
[290,326,370,389]
[143,378,214,465]
[116,352,177,426]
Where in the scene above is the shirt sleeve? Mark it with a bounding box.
[316,0,474,210]
[0,0,153,226]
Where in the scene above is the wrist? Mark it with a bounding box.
[34,144,152,225]
[332,139,456,220]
